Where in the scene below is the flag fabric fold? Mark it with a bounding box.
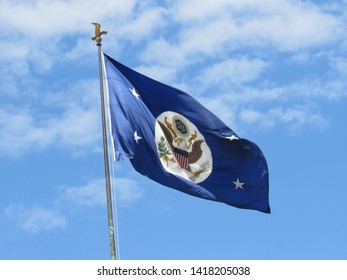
[103,52,270,213]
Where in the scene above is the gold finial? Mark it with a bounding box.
[91,23,108,43]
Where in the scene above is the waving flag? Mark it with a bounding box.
[102,53,270,213]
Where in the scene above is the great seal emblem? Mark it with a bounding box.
[155,111,213,183]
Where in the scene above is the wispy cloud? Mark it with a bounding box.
[59,178,106,207]
[172,0,343,51]
[113,178,144,206]
[0,79,101,158]
[4,205,67,233]
[239,105,329,134]
[58,177,144,208]
[0,0,136,38]
[118,6,168,41]
[198,57,268,89]
[4,176,144,234]
[1,0,347,158]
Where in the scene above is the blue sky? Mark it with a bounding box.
[1,0,347,260]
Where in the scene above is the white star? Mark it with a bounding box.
[233,178,245,190]
[129,87,140,99]
[134,131,142,143]
[226,135,239,141]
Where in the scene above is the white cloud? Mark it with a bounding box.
[239,105,329,134]
[0,109,48,157]
[288,78,347,100]
[0,0,136,78]
[329,56,347,77]
[134,65,177,84]
[51,107,100,148]
[1,0,344,74]
[0,79,101,157]
[172,0,343,52]
[118,7,168,41]
[3,176,143,233]
[59,177,144,208]
[0,41,29,61]
[4,205,66,233]
[240,109,264,125]
[197,96,238,129]
[195,74,341,133]
[0,0,136,38]
[198,57,268,88]
[234,4,341,51]
[59,178,106,207]
[113,178,144,206]
[0,0,346,150]
[141,38,187,68]
[179,17,236,56]
[172,0,230,22]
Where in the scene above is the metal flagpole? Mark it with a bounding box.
[91,23,117,260]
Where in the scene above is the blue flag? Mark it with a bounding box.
[103,53,270,213]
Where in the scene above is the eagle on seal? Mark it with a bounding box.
[157,120,204,172]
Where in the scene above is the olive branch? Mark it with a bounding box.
[157,137,171,166]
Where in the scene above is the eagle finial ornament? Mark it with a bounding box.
[91,23,108,43]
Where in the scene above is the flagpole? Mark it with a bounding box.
[91,23,117,260]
